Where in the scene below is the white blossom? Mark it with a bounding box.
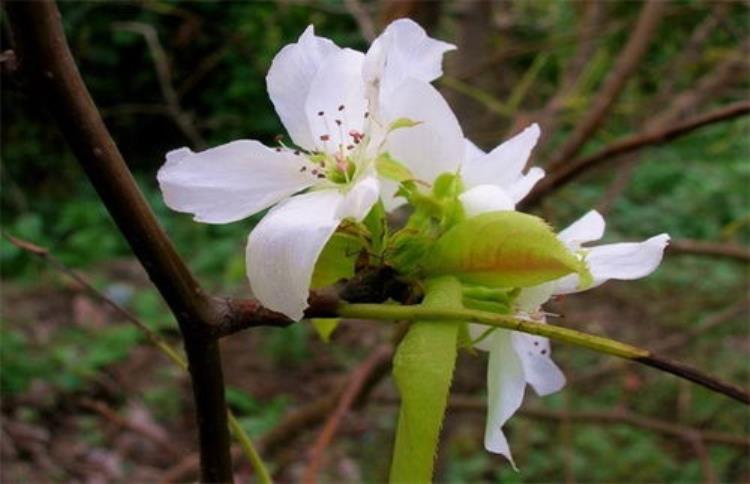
[157,20,455,320]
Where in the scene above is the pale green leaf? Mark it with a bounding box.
[390,276,462,483]
[388,117,422,131]
[424,211,588,287]
[376,153,414,183]
[310,233,363,289]
[311,318,340,343]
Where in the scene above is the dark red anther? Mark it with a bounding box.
[320,134,330,141]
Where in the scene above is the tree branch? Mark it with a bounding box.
[543,0,665,171]
[669,239,750,263]
[5,2,232,480]
[447,397,750,449]
[524,100,750,206]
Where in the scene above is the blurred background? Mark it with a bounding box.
[2,0,749,482]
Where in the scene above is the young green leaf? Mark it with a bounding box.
[388,117,423,131]
[390,276,462,483]
[311,318,340,343]
[376,153,415,183]
[424,211,588,287]
[310,233,363,289]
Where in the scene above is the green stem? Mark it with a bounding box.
[228,412,273,484]
[338,303,647,359]
[389,276,463,483]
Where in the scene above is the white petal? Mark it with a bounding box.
[547,273,583,295]
[157,140,313,224]
[515,282,557,312]
[459,185,515,217]
[246,190,344,320]
[551,233,671,295]
[381,79,464,184]
[461,124,541,190]
[336,175,380,221]
[363,18,455,108]
[267,26,341,150]
[484,330,525,467]
[558,210,606,248]
[305,48,367,153]
[464,138,485,162]
[469,323,495,352]
[586,234,670,283]
[511,331,566,397]
[508,167,545,203]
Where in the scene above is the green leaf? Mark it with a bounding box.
[390,276,462,483]
[388,117,422,131]
[424,211,589,287]
[363,200,387,255]
[310,233,363,289]
[376,153,414,183]
[311,318,340,343]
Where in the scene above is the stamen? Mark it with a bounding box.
[299,166,307,172]
[338,104,345,111]
[274,147,282,152]
[320,134,330,141]
[317,111,324,116]
[364,111,369,118]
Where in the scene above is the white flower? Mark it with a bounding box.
[157,19,455,320]
[459,124,544,217]
[472,210,670,465]
[375,84,545,214]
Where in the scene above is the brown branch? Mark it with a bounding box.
[543,0,665,171]
[532,0,606,144]
[524,100,750,206]
[5,2,231,480]
[669,239,750,263]
[302,344,392,484]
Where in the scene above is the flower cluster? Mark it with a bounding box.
[158,19,669,465]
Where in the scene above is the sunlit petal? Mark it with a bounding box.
[484,330,525,468]
[267,26,340,150]
[157,141,313,224]
[382,79,464,185]
[246,189,344,320]
[459,185,515,217]
[305,48,368,153]
[461,124,541,189]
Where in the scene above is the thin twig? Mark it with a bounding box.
[302,344,392,484]
[344,0,376,42]
[113,21,206,149]
[669,239,750,263]
[524,100,750,206]
[571,297,750,386]
[543,0,665,171]
[446,396,750,449]
[3,232,272,484]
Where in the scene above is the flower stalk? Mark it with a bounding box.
[337,302,750,404]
